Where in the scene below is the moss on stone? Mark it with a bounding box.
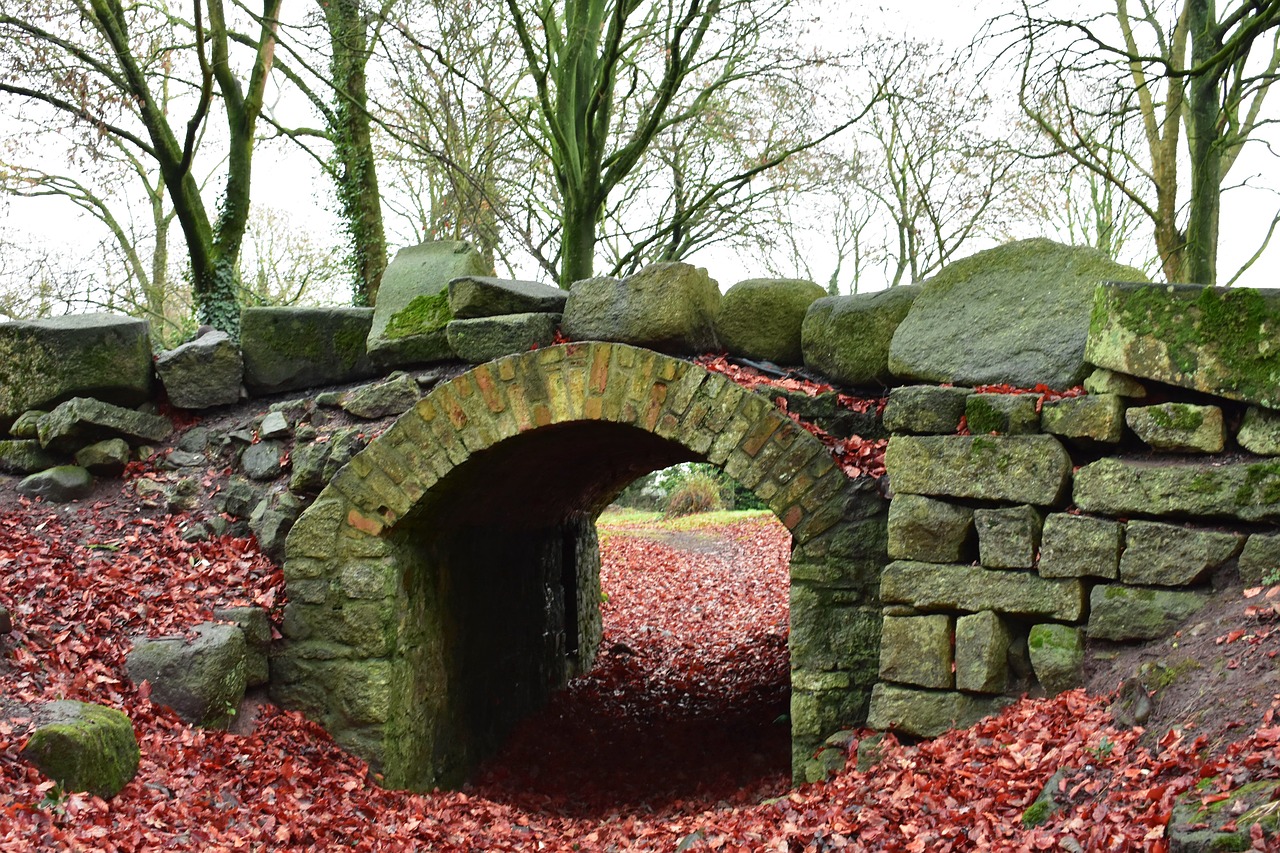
[1021,798,1053,827]
[383,291,452,341]
[966,396,1003,435]
[1149,403,1205,431]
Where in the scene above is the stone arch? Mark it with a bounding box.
[272,342,886,790]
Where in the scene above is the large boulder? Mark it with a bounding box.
[20,701,140,798]
[1086,282,1280,409]
[716,278,826,365]
[155,330,243,408]
[241,307,376,394]
[888,239,1148,388]
[125,623,247,728]
[366,242,489,367]
[448,276,567,318]
[802,286,919,384]
[36,397,173,454]
[0,313,153,426]
[561,262,720,354]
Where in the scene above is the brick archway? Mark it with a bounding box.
[272,342,886,790]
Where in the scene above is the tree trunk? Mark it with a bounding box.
[560,199,599,288]
[1184,0,1221,285]
[324,0,387,306]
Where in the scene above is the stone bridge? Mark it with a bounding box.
[271,341,887,790]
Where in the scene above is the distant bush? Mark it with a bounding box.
[663,469,726,517]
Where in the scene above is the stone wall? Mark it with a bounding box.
[869,283,1280,738]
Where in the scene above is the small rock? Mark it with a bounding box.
[1083,367,1146,398]
[0,605,11,634]
[1237,405,1280,455]
[258,411,290,440]
[241,441,286,481]
[163,450,206,468]
[154,330,243,408]
[177,426,210,453]
[882,385,970,435]
[16,465,93,502]
[0,439,59,474]
[342,373,420,419]
[1040,394,1126,444]
[1028,624,1084,695]
[1126,403,1224,453]
[965,392,1040,435]
[9,409,47,439]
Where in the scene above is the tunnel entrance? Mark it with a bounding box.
[272,343,886,790]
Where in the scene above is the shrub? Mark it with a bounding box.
[663,470,725,518]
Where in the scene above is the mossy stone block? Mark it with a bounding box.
[20,701,140,798]
[882,560,1086,621]
[241,307,376,394]
[37,397,173,453]
[887,494,974,562]
[965,393,1040,435]
[866,683,1010,738]
[1239,533,1280,587]
[1074,457,1280,523]
[1088,584,1209,641]
[367,241,489,367]
[446,313,561,363]
[1238,406,1280,455]
[0,439,58,474]
[1126,403,1224,453]
[1038,514,1121,579]
[878,614,953,689]
[1040,394,1126,444]
[0,313,153,425]
[886,435,1072,505]
[1119,520,1243,586]
[1027,624,1084,695]
[882,385,969,435]
[447,276,566,319]
[801,286,918,382]
[561,262,720,354]
[955,611,1012,694]
[974,505,1042,569]
[1086,282,1280,409]
[1083,367,1147,398]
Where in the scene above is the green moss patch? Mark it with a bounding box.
[384,290,452,341]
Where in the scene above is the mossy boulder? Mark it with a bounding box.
[561,262,720,354]
[1027,624,1084,695]
[888,239,1147,388]
[800,286,917,381]
[1239,533,1280,587]
[1088,584,1209,641]
[447,276,566,319]
[715,278,825,365]
[241,307,376,394]
[1126,403,1224,453]
[125,623,247,728]
[1074,457,1280,523]
[16,465,93,502]
[20,701,140,798]
[882,385,970,435]
[74,438,131,475]
[885,434,1072,505]
[1086,282,1280,409]
[367,242,489,367]
[0,313,153,427]
[155,330,243,409]
[446,313,561,363]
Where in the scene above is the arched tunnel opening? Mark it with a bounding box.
[384,419,794,800]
